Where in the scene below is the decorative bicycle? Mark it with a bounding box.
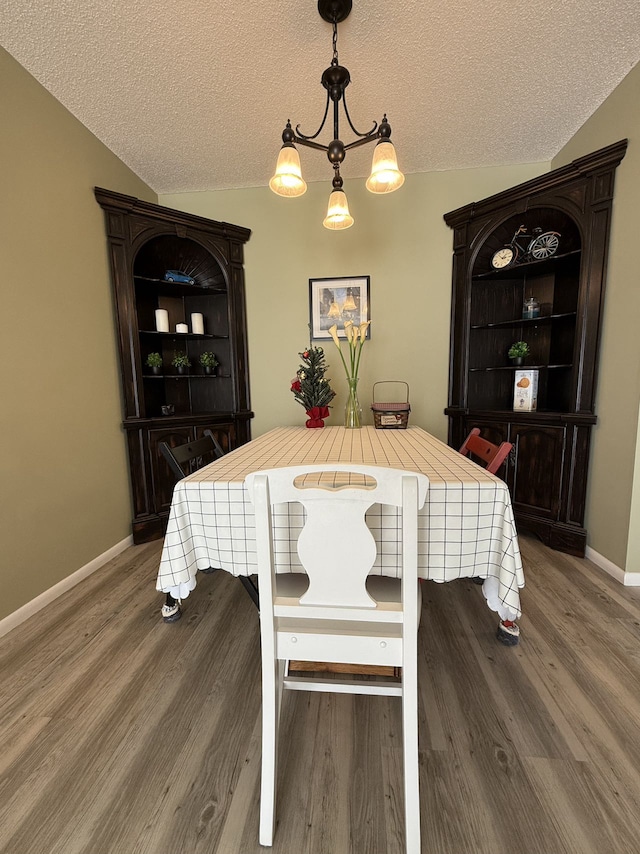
[490,225,561,269]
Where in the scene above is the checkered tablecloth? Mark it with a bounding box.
[157,426,524,620]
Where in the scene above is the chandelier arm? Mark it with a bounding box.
[293,136,330,153]
[342,92,378,138]
[343,133,382,153]
[295,91,331,141]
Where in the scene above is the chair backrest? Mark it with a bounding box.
[458,427,513,475]
[246,464,429,617]
[159,429,224,481]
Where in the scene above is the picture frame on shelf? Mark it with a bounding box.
[309,275,370,339]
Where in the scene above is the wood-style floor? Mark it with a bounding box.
[1,534,640,854]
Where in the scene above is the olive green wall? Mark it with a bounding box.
[161,161,548,440]
[0,47,156,621]
[551,62,640,572]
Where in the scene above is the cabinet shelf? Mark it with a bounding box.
[469,364,572,372]
[134,275,226,295]
[143,373,229,380]
[139,330,228,340]
[472,249,581,281]
[471,312,577,330]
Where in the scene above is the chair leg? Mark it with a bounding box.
[260,656,281,846]
[161,593,181,623]
[402,654,421,854]
[276,659,285,728]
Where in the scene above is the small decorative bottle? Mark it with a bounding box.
[523,297,540,319]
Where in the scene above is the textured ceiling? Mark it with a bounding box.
[2,0,640,194]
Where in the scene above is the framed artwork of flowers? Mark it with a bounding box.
[309,275,370,340]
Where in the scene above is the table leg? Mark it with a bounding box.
[239,575,260,608]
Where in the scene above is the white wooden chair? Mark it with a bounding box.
[245,463,429,854]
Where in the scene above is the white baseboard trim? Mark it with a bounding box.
[585,546,640,586]
[0,535,134,640]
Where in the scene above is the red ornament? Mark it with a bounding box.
[305,406,330,428]
[291,379,302,392]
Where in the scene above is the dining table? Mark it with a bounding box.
[156,425,525,638]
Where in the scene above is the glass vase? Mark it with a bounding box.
[344,378,363,428]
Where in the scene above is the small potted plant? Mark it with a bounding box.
[171,351,191,374]
[199,352,219,375]
[145,352,163,375]
[508,341,530,366]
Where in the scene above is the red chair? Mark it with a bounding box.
[459,428,512,475]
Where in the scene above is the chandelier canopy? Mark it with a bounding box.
[269,0,404,229]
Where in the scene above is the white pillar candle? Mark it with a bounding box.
[155,309,169,332]
[191,313,205,335]
[176,323,189,334]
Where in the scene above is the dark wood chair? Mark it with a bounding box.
[159,429,224,480]
[159,430,259,621]
[459,428,512,475]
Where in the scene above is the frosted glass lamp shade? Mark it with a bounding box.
[323,190,354,230]
[269,145,307,196]
[365,141,405,193]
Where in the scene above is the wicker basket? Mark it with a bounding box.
[371,381,410,429]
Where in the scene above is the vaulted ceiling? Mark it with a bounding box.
[2,0,639,194]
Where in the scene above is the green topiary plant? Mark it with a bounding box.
[508,341,530,359]
[171,351,191,370]
[199,352,219,369]
[145,352,163,368]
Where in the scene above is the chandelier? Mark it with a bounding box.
[269,0,404,230]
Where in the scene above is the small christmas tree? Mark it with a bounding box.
[290,345,335,426]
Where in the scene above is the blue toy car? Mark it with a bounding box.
[164,270,195,285]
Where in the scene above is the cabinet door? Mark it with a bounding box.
[510,424,565,519]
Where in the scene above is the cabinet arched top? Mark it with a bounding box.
[127,219,231,270]
[94,186,251,244]
[444,139,627,232]
[470,207,582,278]
[133,233,228,291]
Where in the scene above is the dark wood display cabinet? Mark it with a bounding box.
[95,188,253,543]
[443,140,627,556]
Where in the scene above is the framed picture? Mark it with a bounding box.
[309,276,371,339]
